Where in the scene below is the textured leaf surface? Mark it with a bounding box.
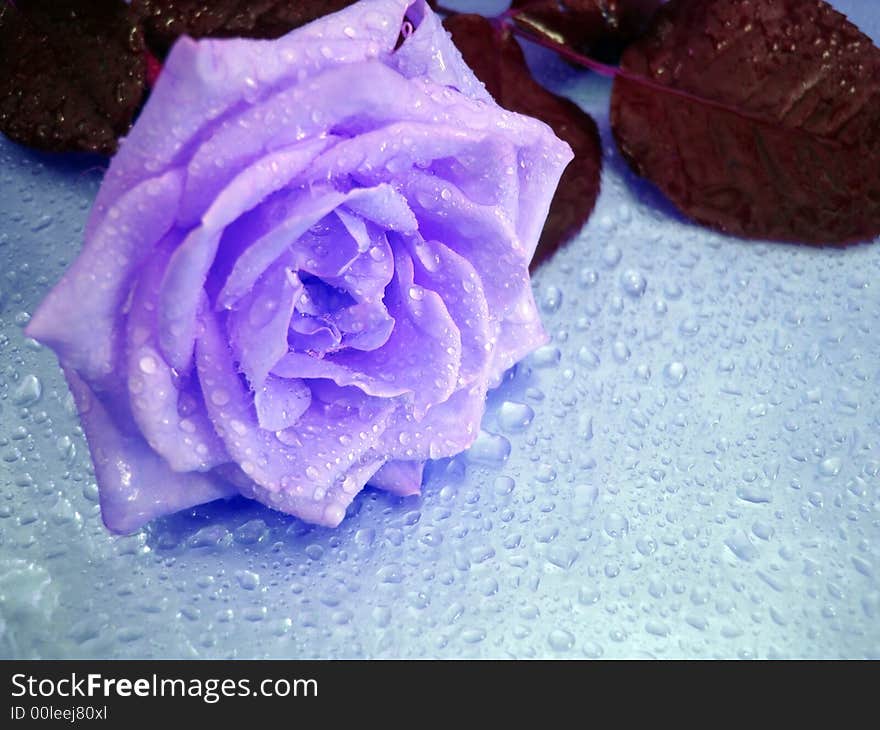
[0,0,145,154]
[510,0,662,58]
[133,0,357,58]
[610,0,880,244]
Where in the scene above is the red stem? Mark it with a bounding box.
[508,24,621,79]
[498,0,555,22]
[507,19,787,130]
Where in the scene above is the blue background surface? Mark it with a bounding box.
[0,1,878,658]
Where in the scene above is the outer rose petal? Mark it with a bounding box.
[126,236,229,472]
[404,169,523,309]
[370,460,425,496]
[64,369,236,535]
[381,382,489,461]
[25,169,184,386]
[389,0,492,101]
[86,0,416,236]
[402,170,552,374]
[487,285,549,381]
[306,120,521,212]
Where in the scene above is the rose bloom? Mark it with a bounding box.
[26,0,571,533]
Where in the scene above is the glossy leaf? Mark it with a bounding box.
[610,0,880,244]
[0,0,146,155]
[133,0,357,58]
[510,0,662,58]
[445,13,602,268]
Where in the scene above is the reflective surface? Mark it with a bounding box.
[1,0,878,658]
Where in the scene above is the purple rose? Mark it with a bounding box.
[25,0,571,533]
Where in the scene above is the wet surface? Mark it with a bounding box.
[0,0,878,658]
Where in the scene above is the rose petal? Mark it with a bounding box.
[306,121,514,203]
[176,52,493,226]
[332,302,395,351]
[403,168,523,307]
[180,131,337,227]
[401,169,549,374]
[405,234,493,386]
[514,136,576,258]
[216,186,349,309]
[196,308,394,526]
[63,368,236,535]
[272,352,410,399]
[322,225,395,305]
[226,262,302,387]
[288,313,343,356]
[340,184,418,233]
[369,459,425,496]
[253,375,312,432]
[87,0,413,237]
[25,168,184,386]
[158,138,333,371]
[327,246,462,417]
[391,0,492,103]
[294,214,362,282]
[126,235,229,471]
[179,62,434,224]
[487,285,549,380]
[334,208,370,250]
[232,457,387,528]
[381,381,488,461]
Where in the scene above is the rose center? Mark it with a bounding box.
[288,274,356,357]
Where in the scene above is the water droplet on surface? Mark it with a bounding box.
[548,628,575,652]
[12,375,42,406]
[577,347,601,369]
[620,269,647,297]
[497,401,534,432]
[466,430,511,465]
[725,532,758,562]
[234,570,260,591]
[604,513,629,539]
[541,286,563,313]
[601,244,622,268]
[663,361,687,386]
[612,341,631,363]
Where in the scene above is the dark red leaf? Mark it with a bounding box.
[510,0,662,59]
[0,0,146,155]
[444,13,602,269]
[144,48,163,89]
[610,0,880,245]
[132,0,357,59]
